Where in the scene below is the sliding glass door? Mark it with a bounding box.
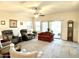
[50,21,61,39]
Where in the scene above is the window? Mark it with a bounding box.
[35,21,41,32]
[24,21,32,30]
[42,21,48,32]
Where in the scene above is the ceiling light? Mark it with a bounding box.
[34,14,39,18]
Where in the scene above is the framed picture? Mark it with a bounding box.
[20,22,23,25]
[1,21,5,25]
[9,19,17,28]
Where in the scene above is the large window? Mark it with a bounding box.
[42,21,48,32]
[35,21,41,32]
[23,21,32,32]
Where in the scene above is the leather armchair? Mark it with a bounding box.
[20,29,33,41]
[20,29,27,36]
[38,32,54,42]
[1,30,19,44]
[20,29,29,41]
[0,43,21,58]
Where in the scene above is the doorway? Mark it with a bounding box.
[50,21,61,39]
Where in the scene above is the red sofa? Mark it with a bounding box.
[38,32,54,42]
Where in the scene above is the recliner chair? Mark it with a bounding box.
[20,29,29,41]
[20,29,34,41]
[1,30,19,44]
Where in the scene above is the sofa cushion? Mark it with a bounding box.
[7,35,13,40]
[3,35,8,40]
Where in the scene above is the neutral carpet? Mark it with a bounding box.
[17,39,79,58]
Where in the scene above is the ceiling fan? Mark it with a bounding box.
[32,7,45,16]
[19,1,45,16]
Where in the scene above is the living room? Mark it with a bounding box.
[0,1,79,58]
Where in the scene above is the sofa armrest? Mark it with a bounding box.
[2,41,11,47]
[0,54,3,58]
[0,45,10,55]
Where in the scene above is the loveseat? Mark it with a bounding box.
[38,32,54,42]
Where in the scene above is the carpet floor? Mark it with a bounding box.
[17,39,79,58]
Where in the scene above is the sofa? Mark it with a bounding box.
[38,32,54,42]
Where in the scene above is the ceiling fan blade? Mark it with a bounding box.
[39,14,45,16]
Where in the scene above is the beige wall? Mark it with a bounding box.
[0,12,32,36]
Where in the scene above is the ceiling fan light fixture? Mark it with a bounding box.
[34,12,38,15]
[34,14,39,18]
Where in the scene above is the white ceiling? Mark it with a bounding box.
[0,1,79,17]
